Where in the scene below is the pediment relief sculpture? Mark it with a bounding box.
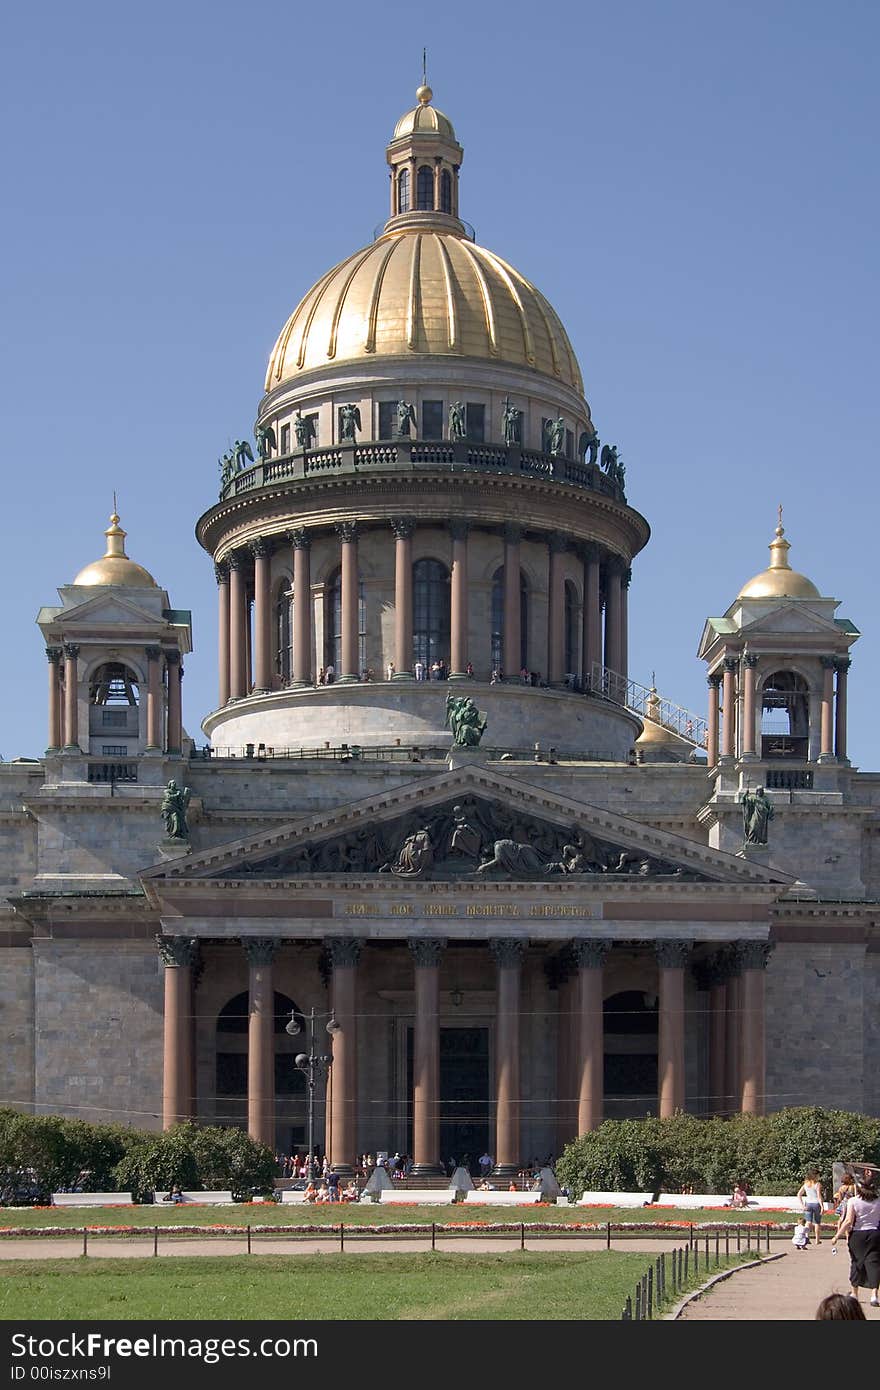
[217,797,708,882]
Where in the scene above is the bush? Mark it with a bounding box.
[0,1110,138,1202]
[112,1124,276,1202]
[556,1108,880,1200]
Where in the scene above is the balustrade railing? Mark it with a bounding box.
[588,663,708,748]
[218,440,627,504]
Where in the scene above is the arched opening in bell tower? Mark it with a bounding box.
[760,669,809,759]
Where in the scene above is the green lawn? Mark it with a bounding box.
[0,1202,797,1230]
[0,1251,754,1321]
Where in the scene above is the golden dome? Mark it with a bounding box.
[737,517,820,600]
[73,509,158,588]
[265,227,584,390]
[392,86,456,141]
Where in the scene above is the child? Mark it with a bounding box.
[792,1220,810,1250]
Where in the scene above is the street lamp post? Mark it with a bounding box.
[286,1006,339,1183]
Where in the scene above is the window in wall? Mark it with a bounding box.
[465,403,485,443]
[413,559,451,669]
[422,400,444,440]
[565,429,575,460]
[398,167,410,213]
[101,745,128,756]
[416,165,433,210]
[564,580,577,675]
[378,402,397,440]
[216,991,304,1097]
[490,567,529,673]
[275,585,292,683]
[280,423,291,454]
[324,569,366,674]
[101,709,127,728]
[440,169,452,213]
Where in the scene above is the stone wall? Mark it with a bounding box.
[0,946,34,1108]
[765,942,866,1114]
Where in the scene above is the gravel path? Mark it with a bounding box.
[678,1241,880,1321]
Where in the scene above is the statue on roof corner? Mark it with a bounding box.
[544,416,565,457]
[294,411,316,449]
[742,785,773,845]
[233,439,254,471]
[395,400,416,437]
[445,693,487,747]
[501,397,522,447]
[580,430,599,467]
[161,780,192,841]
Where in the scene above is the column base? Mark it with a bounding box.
[409,1162,446,1179]
[44,746,61,756]
[740,751,759,762]
[328,1163,357,1180]
[61,745,82,753]
[334,675,360,686]
[290,679,313,689]
[490,1163,521,1183]
[391,671,414,681]
[817,752,838,764]
[447,672,472,682]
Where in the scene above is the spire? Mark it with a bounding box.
[766,510,792,574]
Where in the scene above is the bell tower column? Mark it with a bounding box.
[62,643,80,749]
[835,658,850,762]
[46,647,62,752]
[165,651,182,754]
[145,646,162,751]
[707,674,721,767]
[721,655,738,760]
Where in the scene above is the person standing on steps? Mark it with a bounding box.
[832,1177,880,1308]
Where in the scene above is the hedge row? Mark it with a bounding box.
[555,1108,880,1199]
[0,1111,276,1203]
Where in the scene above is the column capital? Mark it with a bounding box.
[241,936,280,967]
[821,655,837,670]
[707,672,723,689]
[156,934,199,968]
[290,528,311,551]
[489,938,527,967]
[448,519,470,542]
[547,531,568,555]
[654,939,692,969]
[722,656,739,673]
[739,941,774,971]
[226,549,246,571]
[834,657,852,674]
[408,937,446,967]
[145,645,161,662]
[605,555,626,579]
[622,566,633,589]
[63,643,80,659]
[692,953,729,990]
[743,654,758,669]
[250,538,271,559]
[46,646,63,664]
[718,941,748,977]
[580,541,600,565]
[571,939,609,969]
[335,521,359,544]
[503,523,522,545]
[390,516,417,540]
[214,560,229,584]
[327,937,362,969]
[165,649,181,668]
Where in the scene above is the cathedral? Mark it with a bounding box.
[3,87,877,1178]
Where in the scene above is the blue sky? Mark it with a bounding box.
[1,0,877,761]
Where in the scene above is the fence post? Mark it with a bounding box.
[736,1227,741,1253]
[82,1227,87,1258]
[725,1229,730,1257]
[607,1220,611,1250]
[715,1229,720,1265]
[635,1283,641,1320]
[766,1222,770,1252]
[247,1224,251,1255]
[746,1226,751,1253]
[684,1244,689,1280]
[153,1226,158,1258]
[623,1296,632,1321]
[520,1222,525,1251]
[689,1221,694,1247]
[705,1232,709,1263]
[647,1265,653,1319]
[678,1246,683,1287]
[340,1222,344,1253]
[431,1222,435,1251]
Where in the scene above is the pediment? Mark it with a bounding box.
[141,765,789,887]
[738,604,841,637]
[58,593,163,627]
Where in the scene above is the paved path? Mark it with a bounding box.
[679,1241,880,1321]
[0,1236,680,1260]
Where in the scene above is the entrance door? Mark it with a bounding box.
[406,1026,490,1171]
